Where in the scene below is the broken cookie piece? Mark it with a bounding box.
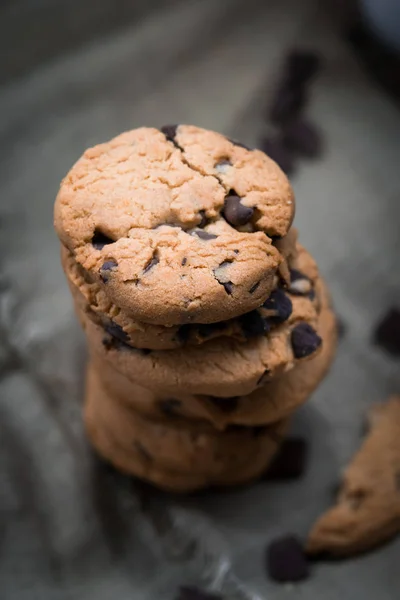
[306,395,400,557]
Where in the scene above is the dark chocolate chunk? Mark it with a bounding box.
[257,368,271,386]
[92,230,114,250]
[181,257,187,266]
[283,119,322,158]
[143,253,159,274]
[291,323,322,358]
[196,321,228,339]
[139,348,152,356]
[373,307,400,356]
[208,396,239,413]
[264,438,308,480]
[222,281,233,295]
[269,85,307,125]
[99,260,118,282]
[176,324,191,344]
[191,229,218,241]
[288,269,312,296]
[252,425,268,437]
[177,586,222,600]
[249,280,260,294]
[227,137,251,151]
[104,321,130,344]
[134,441,152,462]
[223,193,254,227]
[263,289,293,323]
[287,49,321,86]
[267,535,310,582]
[259,136,295,175]
[158,399,182,418]
[161,124,178,142]
[336,316,347,339]
[239,310,269,338]
[198,210,207,228]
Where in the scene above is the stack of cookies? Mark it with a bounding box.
[54,125,337,492]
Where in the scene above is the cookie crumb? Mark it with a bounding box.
[372,307,400,356]
[264,438,308,480]
[267,535,310,582]
[306,395,400,557]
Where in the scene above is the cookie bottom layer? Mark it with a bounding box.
[84,371,288,492]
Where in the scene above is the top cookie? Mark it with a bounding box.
[54,126,295,325]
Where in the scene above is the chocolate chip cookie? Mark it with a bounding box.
[63,239,317,350]
[84,365,289,492]
[307,395,400,557]
[55,126,295,326]
[90,288,335,428]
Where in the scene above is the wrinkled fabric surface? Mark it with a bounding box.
[0,1,400,599]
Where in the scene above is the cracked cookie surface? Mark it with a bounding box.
[54,126,294,325]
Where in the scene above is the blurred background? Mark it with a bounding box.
[0,1,399,599]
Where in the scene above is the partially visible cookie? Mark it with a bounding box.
[63,240,318,350]
[54,126,295,325]
[307,395,400,557]
[84,365,288,492]
[90,293,336,428]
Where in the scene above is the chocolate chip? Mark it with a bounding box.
[308,289,316,301]
[288,269,313,296]
[176,324,191,344]
[177,586,222,600]
[158,399,182,418]
[139,348,152,356]
[259,136,295,175]
[223,193,254,227]
[264,438,308,480]
[102,336,130,351]
[257,368,271,386]
[134,442,152,462]
[197,210,207,228]
[291,323,322,358]
[143,253,159,274]
[239,310,269,338]
[222,281,233,295]
[228,137,251,151]
[252,425,269,437]
[287,49,321,86]
[283,119,323,158]
[196,321,228,339]
[92,230,114,250]
[233,249,239,254]
[269,85,307,125]
[214,159,232,174]
[249,280,260,294]
[181,257,187,266]
[191,230,218,240]
[263,289,293,323]
[104,321,130,344]
[99,260,118,282]
[266,535,310,582]
[336,316,347,339]
[373,307,400,356]
[161,124,178,141]
[207,396,239,413]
